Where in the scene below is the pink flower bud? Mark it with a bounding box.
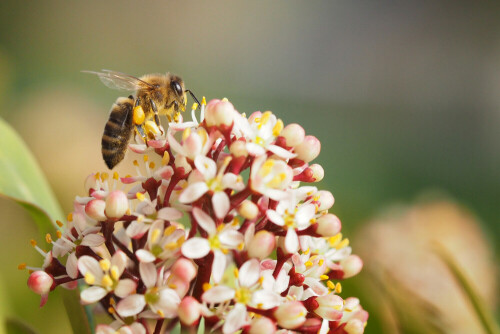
[178,296,201,325]
[105,190,129,219]
[85,199,106,221]
[274,301,307,329]
[171,258,197,282]
[230,140,248,158]
[294,135,320,163]
[340,255,363,278]
[316,214,342,237]
[314,294,343,320]
[238,200,259,220]
[309,164,324,182]
[28,271,53,295]
[84,173,99,195]
[169,276,190,298]
[316,190,334,211]
[249,317,276,334]
[281,123,305,147]
[205,99,235,127]
[247,230,276,259]
[345,319,365,334]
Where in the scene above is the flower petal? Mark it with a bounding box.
[111,251,128,277]
[295,204,315,227]
[194,155,217,179]
[78,255,103,281]
[192,207,216,235]
[212,191,230,220]
[81,286,108,304]
[66,252,78,279]
[219,229,244,248]
[179,182,209,204]
[212,250,227,283]
[267,144,297,159]
[238,259,260,287]
[202,285,235,304]
[181,238,210,259]
[223,303,248,334]
[157,207,183,221]
[139,262,157,289]
[136,249,156,263]
[266,210,284,226]
[115,279,137,298]
[155,288,181,318]
[117,294,146,317]
[284,229,299,253]
[81,233,105,247]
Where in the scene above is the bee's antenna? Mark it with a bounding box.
[185,89,201,109]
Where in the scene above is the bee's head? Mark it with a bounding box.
[169,75,186,111]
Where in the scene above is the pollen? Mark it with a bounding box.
[327,280,335,290]
[56,220,64,227]
[328,233,342,247]
[303,248,310,255]
[143,155,149,162]
[157,310,164,317]
[192,102,199,110]
[18,263,26,270]
[202,283,212,291]
[107,307,115,314]
[30,239,37,247]
[335,282,342,293]
[234,268,239,278]
[201,96,207,105]
[335,238,349,250]
[84,272,95,285]
[149,162,155,169]
[67,212,73,222]
[99,259,111,271]
[305,261,313,267]
[162,151,170,165]
[133,105,145,125]
[164,225,177,236]
[101,274,113,288]
[56,230,62,238]
[110,266,119,280]
[45,233,53,244]
[273,119,284,136]
[113,172,119,180]
[133,160,139,167]
[320,275,329,280]
[136,192,146,201]
[94,172,100,180]
[101,172,109,182]
[318,259,324,266]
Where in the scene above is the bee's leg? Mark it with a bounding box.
[133,97,147,143]
[149,98,164,135]
[135,124,148,144]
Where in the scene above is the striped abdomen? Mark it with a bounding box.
[101,96,134,169]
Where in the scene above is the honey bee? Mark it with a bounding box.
[84,70,199,169]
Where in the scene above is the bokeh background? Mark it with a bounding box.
[0,1,498,333]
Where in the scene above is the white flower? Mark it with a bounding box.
[167,126,214,161]
[135,219,185,263]
[250,156,293,201]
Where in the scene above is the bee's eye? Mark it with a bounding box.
[171,81,183,96]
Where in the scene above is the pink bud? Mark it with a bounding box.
[238,200,259,220]
[309,164,324,182]
[316,190,334,211]
[247,231,276,259]
[281,123,305,147]
[294,135,321,163]
[28,271,53,296]
[205,99,235,127]
[171,258,197,282]
[85,199,106,221]
[345,319,365,334]
[249,317,276,334]
[274,301,307,329]
[178,296,201,325]
[169,276,190,298]
[84,173,99,195]
[314,294,344,320]
[341,255,363,278]
[230,140,248,158]
[316,214,342,237]
[105,190,129,219]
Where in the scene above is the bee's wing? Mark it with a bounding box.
[82,70,153,91]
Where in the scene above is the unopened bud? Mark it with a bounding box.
[105,190,129,219]
[247,230,276,259]
[238,200,259,220]
[205,99,235,127]
[294,135,321,163]
[281,123,305,147]
[171,258,197,282]
[84,173,99,195]
[316,214,342,237]
[274,301,307,329]
[85,199,106,221]
[230,140,248,158]
[316,190,334,211]
[340,255,363,279]
[178,296,201,325]
[309,164,324,182]
[314,294,343,320]
[249,316,276,334]
[345,319,365,334]
[28,271,53,295]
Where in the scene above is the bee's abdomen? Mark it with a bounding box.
[102,97,134,169]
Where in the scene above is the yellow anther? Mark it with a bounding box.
[109,298,116,305]
[30,239,37,247]
[18,263,26,270]
[273,119,284,136]
[335,282,342,293]
[328,233,342,247]
[318,259,324,266]
[176,236,185,247]
[168,283,177,289]
[133,105,145,125]
[126,208,131,215]
[56,220,64,227]
[254,136,265,146]
[261,111,272,124]
[305,261,313,267]
[149,162,155,169]
[310,218,317,224]
[110,266,120,281]
[151,228,161,244]
[108,307,115,314]
[174,111,181,121]
[257,303,264,309]
[164,225,177,236]
[221,248,229,255]
[101,274,113,288]
[333,304,342,310]
[125,174,132,178]
[136,192,146,201]
[320,275,329,280]
[191,102,199,110]
[67,212,73,222]
[258,276,264,284]
[94,172,100,180]
[201,96,207,105]
[56,230,62,238]
[45,233,52,244]
[182,128,192,141]
[237,242,244,251]
[335,238,349,250]
[157,310,165,317]
[221,97,229,102]
[164,242,178,250]
[84,272,95,285]
[133,160,139,167]
[101,172,109,182]
[326,280,335,290]
[99,259,111,271]
[234,268,239,278]
[145,121,161,135]
[143,155,149,162]
[162,151,170,165]
[113,172,119,180]
[303,248,310,255]
[202,283,212,291]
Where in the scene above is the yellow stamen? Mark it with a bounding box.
[336,238,349,250]
[149,162,155,169]
[258,276,264,285]
[99,259,111,271]
[333,304,342,310]
[327,280,335,290]
[320,275,329,280]
[110,266,119,281]
[202,283,211,291]
[45,233,52,244]
[318,259,324,266]
[151,228,161,244]
[110,298,116,305]
[108,307,115,314]
[201,96,207,105]
[30,239,37,247]
[56,230,62,238]
[273,119,284,136]
[162,151,170,165]
[18,263,26,270]
[335,282,342,293]
[168,283,177,289]
[237,242,245,251]
[164,225,177,236]
[305,261,313,267]
[136,192,146,201]
[182,128,192,141]
[328,233,342,247]
[113,172,119,180]
[157,310,164,317]
[67,212,73,222]
[101,172,109,182]
[164,242,178,250]
[303,248,310,255]
[192,102,199,110]
[143,155,149,162]
[56,220,64,227]
[133,160,139,167]
[94,172,100,180]
[84,272,95,285]
[101,274,113,288]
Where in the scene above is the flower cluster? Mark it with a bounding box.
[23,98,368,333]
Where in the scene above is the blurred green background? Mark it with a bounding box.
[0,1,498,333]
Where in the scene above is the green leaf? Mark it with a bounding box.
[0,117,63,231]
[61,289,94,334]
[4,318,39,334]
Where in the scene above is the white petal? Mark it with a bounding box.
[266,210,284,226]
[81,233,105,247]
[167,131,187,156]
[219,229,244,248]
[181,238,210,259]
[295,204,315,227]
[81,286,108,304]
[267,144,297,159]
[238,259,260,287]
[136,249,156,263]
[202,285,235,304]
[192,207,216,235]
[284,229,299,253]
[246,142,266,156]
[212,191,230,219]
[179,182,209,203]
[194,155,217,179]
[157,207,183,221]
[115,279,137,298]
[126,221,150,239]
[111,251,128,277]
[223,303,248,334]
[252,289,282,309]
[212,250,226,283]
[244,223,255,246]
[222,173,245,191]
[128,323,146,334]
[66,252,78,279]
[78,256,103,281]
[304,277,328,296]
[139,262,157,288]
[116,294,146,317]
[155,288,181,318]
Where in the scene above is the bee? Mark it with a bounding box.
[84,70,199,169]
